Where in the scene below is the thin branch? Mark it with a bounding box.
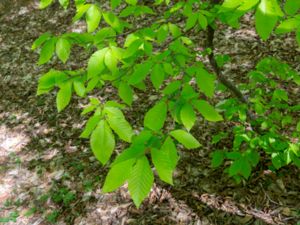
[206,25,249,105]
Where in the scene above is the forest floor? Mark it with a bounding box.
[0,1,300,225]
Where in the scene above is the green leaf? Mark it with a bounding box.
[193,100,223,122]
[56,81,72,112]
[104,107,134,142]
[255,0,283,40]
[37,70,65,95]
[144,101,167,131]
[73,4,91,22]
[162,81,181,95]
[221,0,241,10]
[90,120,115,164]
[276,18,300,34]
[102,158,135,192]
[283,149,293,165]
[181,85,198,100]
[118,82,134,105]
[39,0,53,9]
[180,103,196,131]
[198,13,208,29]
[111,46,124,60]
[103,12,123,33]
[157,25,169,43]
[284,0,300,15]
[59,0,69,9]
[80,115,101,138]
[86,5,102,33]
[247,150,260,167]
[86,77,100,92]
[111,146,145,166]
[38,38,56,65]
[272,153,283,169]
[75,0,85,6]
[104,49,118,74]
[128,61,152,85]
[56,38,71,63]
[211,132,228,144]
[221,0,259,12]
[151,137,179,184]
[124,33,140,47]
[211,150,225,168]
[126,0,138,5]
[163,63,174,75]
[150,64,165,89]
[297,121,300,132]
[226,152,242,160]
[128,156,154,208]
[195,68,215,98]
[291,152,300,168]
[111,0,121,9]
[105,101,125,109]
[32,32,51,50]
[87,48,108,78]
[169,130,201,149]
[81,105,97,116]
[120,5,136,17]
[73,80,86,97]
[229,158,251,179]
[185,13,198,30]
[123,39,143,58]
[273,89,288,102]
[297,29,300,46]
[168,23,182,38]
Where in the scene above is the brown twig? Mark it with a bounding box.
[206,25,250,106]
[205,0,257,121]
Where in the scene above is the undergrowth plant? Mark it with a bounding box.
[34,0,300,207]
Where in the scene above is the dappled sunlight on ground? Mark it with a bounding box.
[0,125,30,165]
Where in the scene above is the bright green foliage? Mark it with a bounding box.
[195,67,216,98]
[37,69,66,95]
[180,103,196,131]
[38,38,56,65]
[104,107,134,142]
[102,158,135,192]
[32,32,51,50]
[144,101,167,131]
[86,5,102,33]
[170,130,201,149]
[193,100,223,122]
[56,81,72,112]
[211,150,225,168]
[34,0,300,207]
[151,64,165,89]
[128,156,154,208]
[111,0,122,9]
[212,57,300,182]
[56,38,71,63]
[118,82,134,105]
[129,61,153,85]
[87,48,108,78]
[90,120,115,165]
[151,137,179,185]
[255,0,283,40]
[80,115,101,138]
[284,0,300,15]
[39,0,53,9]
[59,0,69,9]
